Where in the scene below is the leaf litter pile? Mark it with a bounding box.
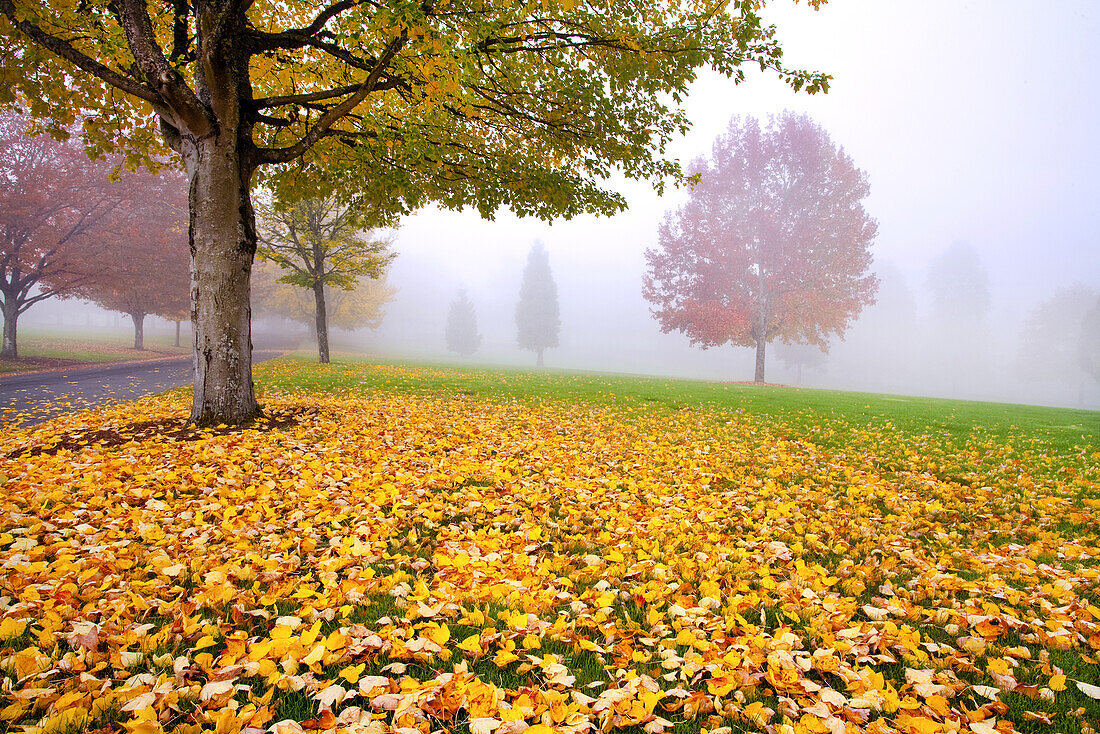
[1,370,1099,734]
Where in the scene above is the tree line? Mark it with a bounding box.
[0,111,189,357]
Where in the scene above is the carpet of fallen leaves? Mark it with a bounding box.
[1,374,1099,734]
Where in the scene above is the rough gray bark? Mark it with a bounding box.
[182,132,260,426]
[313,280,330,364]
[174,319,181,347]
[536,348,544,368]
[152,1,262,426]
[130,311,145,350]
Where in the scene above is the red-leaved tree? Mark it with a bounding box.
[0,112,127,359]
[643,112,878,383]
[57,169,191,350]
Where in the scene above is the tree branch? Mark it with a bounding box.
[0,0,159,104]
[296,0,360,38]
[254,83,376,110]
[119,0,213,135]
[169,0,191,63]
[251,29,377,71]
[255,32,405,165]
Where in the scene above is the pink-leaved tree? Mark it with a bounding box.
[644,112,878,383]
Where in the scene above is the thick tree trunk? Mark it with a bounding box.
[174,320,181,348]
[313,281,330,364]
[130,311,145,350]
[536,349,544,368]
[183,135,260,426]
[1,300,17,359]
[754,339,766,383]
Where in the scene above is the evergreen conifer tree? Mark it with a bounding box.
[446,290,482,356]
[516,242,560,367]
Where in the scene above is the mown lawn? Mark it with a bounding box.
[0,358,1097,734]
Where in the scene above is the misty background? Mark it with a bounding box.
[21,0,1100,409]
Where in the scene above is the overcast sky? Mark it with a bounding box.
[391,0,1100,320]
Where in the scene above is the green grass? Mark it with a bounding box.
[256,354,1099,457]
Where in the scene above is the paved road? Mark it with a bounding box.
[0,350,284,427]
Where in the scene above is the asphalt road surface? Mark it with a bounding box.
[0,350,284,427]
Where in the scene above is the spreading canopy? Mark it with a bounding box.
[0,1,829,218]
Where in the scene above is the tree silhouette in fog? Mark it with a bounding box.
[446,290,482,357]
[1079,295,1100,384]
[1016,284,1097,387]
[927,242,990,329]
[516,242,560,367]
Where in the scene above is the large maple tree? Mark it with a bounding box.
[0,0,828,424]
[643,112,878,383]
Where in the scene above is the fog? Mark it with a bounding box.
[18,0,1100,409]
[356,0,1100,409]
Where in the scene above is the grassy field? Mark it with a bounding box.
[263,355,1099,461]
[0,329,189,373]
[0,358,1097,734]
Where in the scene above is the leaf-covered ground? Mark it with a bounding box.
[1,360,1098,734]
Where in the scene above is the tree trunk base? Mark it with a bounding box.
[314,281,330,363]
[189,403,265,428]
[2,304,18,359]
[132,312,145,350]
